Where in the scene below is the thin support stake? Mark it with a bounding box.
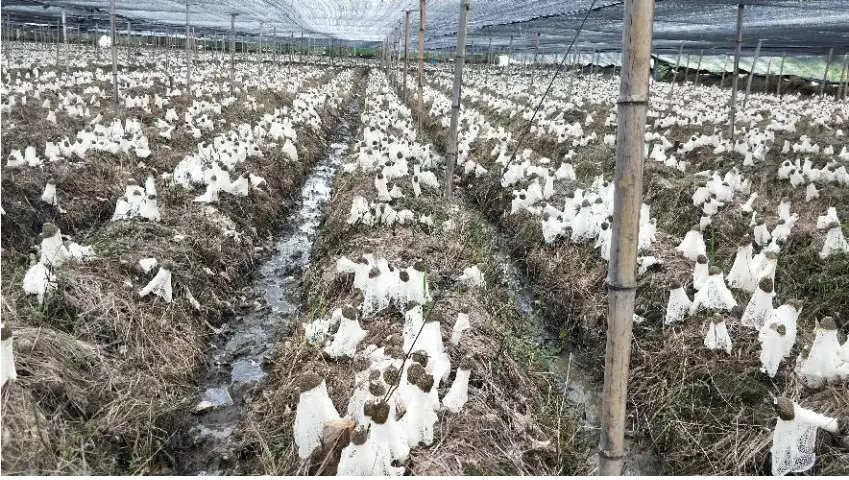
[729,2,744,140]
[444,0,470,199]
[743,39,762,109]
[417,0,426,132]
[820,48,833,98]
[667,42,682,98]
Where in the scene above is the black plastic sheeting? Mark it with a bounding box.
[2,0,848,55]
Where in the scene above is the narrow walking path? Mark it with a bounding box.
[175,81,365,475]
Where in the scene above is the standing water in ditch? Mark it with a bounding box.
[490,234,661,475]
[176,93,361,475]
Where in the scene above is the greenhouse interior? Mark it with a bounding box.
[1,0,848,476]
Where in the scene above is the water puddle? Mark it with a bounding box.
[491,234,661,475]
[176,93,361,475]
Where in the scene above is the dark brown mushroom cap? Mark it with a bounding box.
[368,267,380,278]
[363,399,390,424]
[756,218,765,226]
[774,397,795,421]
[351,426,369,445]
[459,355,474,370]
[827,220,840,230]
[411,350,429,367]
[691,224,701,232]
[406,362,426,385]
[594,197,603,205]
[785,299,803,310]
[147,194,157,201]
[160,260,175,271]
[296,372,323,392]
[132,190,143,196]
[352,357,370,373]
[565,191,575,199]
[415,372,434,393]
[711,314,724,324]
[764,251,778,260]
[601,222,609,230]
[127,178,139,186]
[776,218,786,225]
[413,260,427,272]
[581,199,591,208]
[730,305,743,318]
[1,324,12,341]
[739,236,751,247]
[42,222,58,237]
[669,279,682,290]
[342,305,358,321]
[708,266,722,276]
[46,177,56,185]
[697,254,708,264]
[369,380,386,397]
[383,365,399,385]
[771,323,787,336]
[820,316,837,331]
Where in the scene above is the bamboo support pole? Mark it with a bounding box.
[694,49,703,86]
[109,0,119,112]
[743,39,762,108]
[820,47,833,98]
[55,22,60,67]
[62,11,68,67]
[127,22,132,64]
[838,54,848,100]
[729,2,744,140]
[185,2,191,97]
[417,0,426,132]
[598,0,655,473]
[776,52,785,97]
[444,0,470,199]
[764,57,772,92]
[403,10,410,100]
[230,15,236,84]
[667,43,682,98]
[530,32,540,91]
[505,35,513,91]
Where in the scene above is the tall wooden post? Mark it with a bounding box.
[667,43,682,98]
[95,22,101,61]
[403,10,410,99]
[55,22,60,67]
[837,54,848,100]
[776,52,785,96]
[729,2,744,140]
[417,0,426,132]
[764,57,772,92]
[259,22,264,64]
[599,0,654,475]
[820,48,833,98]
[694,49,703,86]
[185,2,191,97]
[62,10,68,67]
[485,36,493,85]
[743,39,762,108]
[230,14,236,84]
[444,0,470,199]
[530,32,540,91]
[127,22,132,64]
[505,35,513,91]
[109,0,119,112]
[590,47,597,75]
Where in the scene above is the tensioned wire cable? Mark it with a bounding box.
[503,0,603,170]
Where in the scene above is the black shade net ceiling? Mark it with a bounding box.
[2,0,848,55]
